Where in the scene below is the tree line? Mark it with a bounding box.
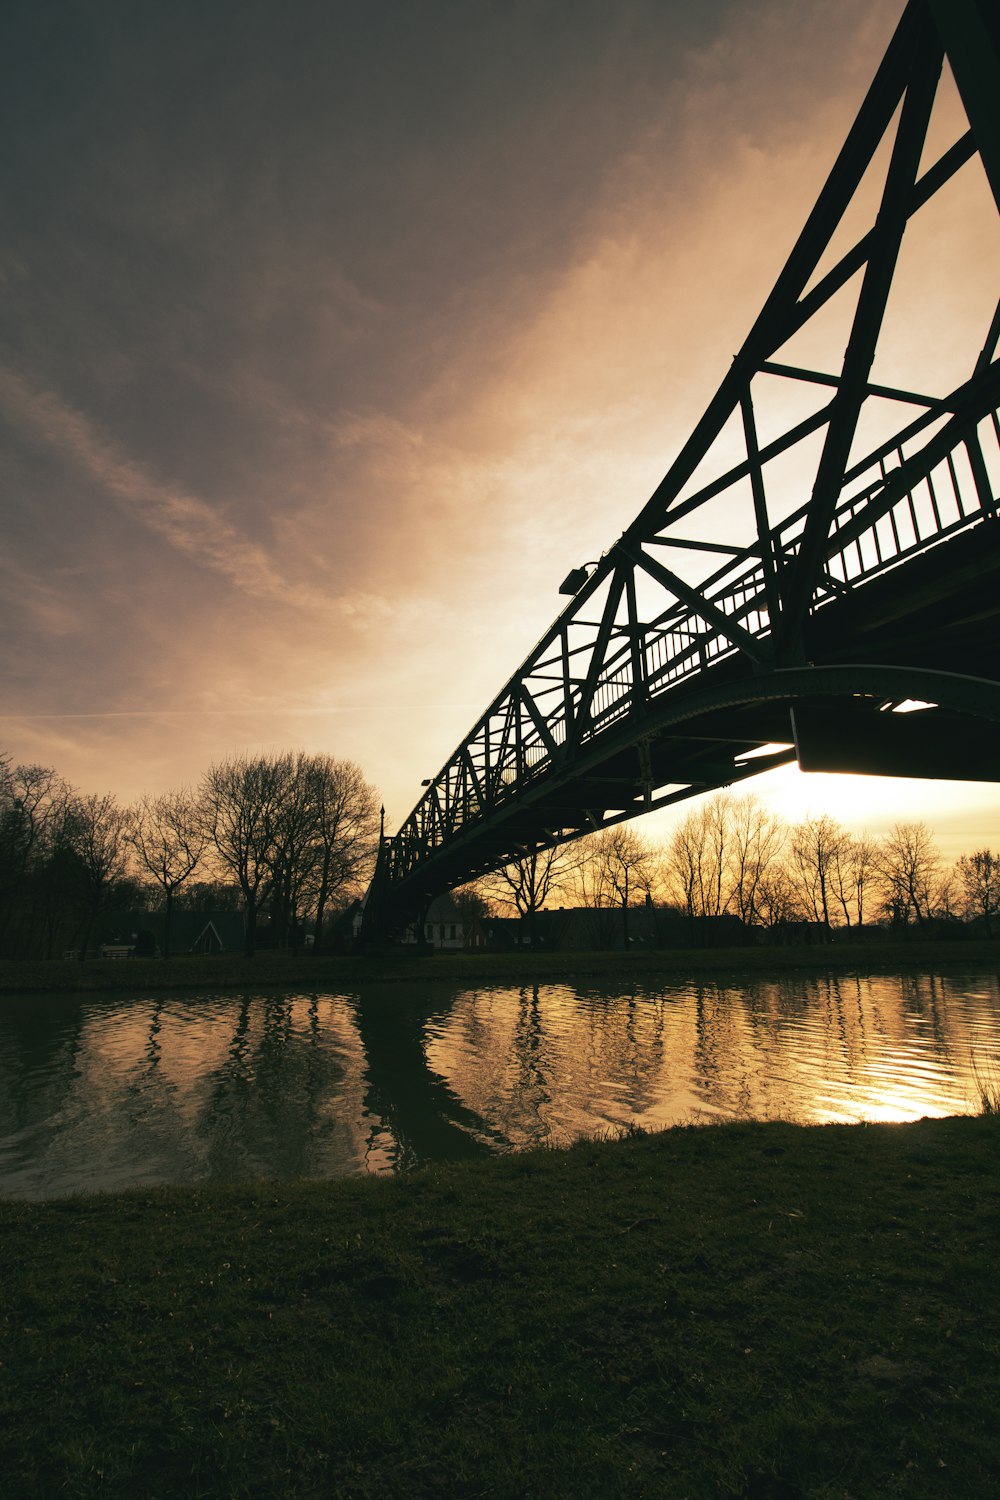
[466,793,1000,944]
[0,751,380,960]
[3,748,999,960]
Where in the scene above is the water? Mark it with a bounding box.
[1,970,998,1199]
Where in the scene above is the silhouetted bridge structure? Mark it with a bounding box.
[365,0,1000,935]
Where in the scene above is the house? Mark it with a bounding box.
[97,942,136,960]
[464,915,525,950]
[466,903,734,953]
[186,913,247,954]
[403,893,467,950]
[93,908,247,957]
[92,914,158,958]
[462,906,632,952]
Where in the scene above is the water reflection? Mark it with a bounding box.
[349,988,504,1169]
[0,970,997,1198]
[193,994,367,1182]
[423,971,1000,1141]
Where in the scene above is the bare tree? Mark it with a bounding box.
[266,752,319,950]
[0,760,73,955]
[33,790,88,959]
[173,878,244,913]
[579,825,658,948]
[450,882,495,934]
[305,755,380,952]
[848,834,878,928]
[200,752,380,956]
[756,864,803,932]
[664,794,733,933]
[789,815,848,932]
[0,762,65,874]
[128,789,207,958]
[570,832,619,949]
[698,796,731,918]
[0,753,15,947]
[201,754,287,956]
[69,792,130,959]
[956,849,1000,936]
[726,795,785,927]
[933,868,958,923]
[828,834,878,931]
[664,808,703,930]
[482,842,582,946]
[877,822,940,930]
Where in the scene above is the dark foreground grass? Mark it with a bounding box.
[2,1117,998,1498]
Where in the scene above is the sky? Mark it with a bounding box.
[2,0,998,864]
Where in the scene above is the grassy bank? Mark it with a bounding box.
[2,937,1000,994]
[2,1115,998,1497]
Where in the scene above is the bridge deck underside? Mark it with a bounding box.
[386,522,1000,916]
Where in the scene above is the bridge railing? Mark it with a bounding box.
[822,408,1000,587]
[567,405,1000,750]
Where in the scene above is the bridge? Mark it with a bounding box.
[365,0,1000,935]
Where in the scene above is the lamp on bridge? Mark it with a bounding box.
[559,561,597,596]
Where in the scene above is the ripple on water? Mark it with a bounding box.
[0,971,998,1196]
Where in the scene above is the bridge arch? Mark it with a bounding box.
[643,664,1000,728]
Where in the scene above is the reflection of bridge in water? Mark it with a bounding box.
[367,0,1000,934]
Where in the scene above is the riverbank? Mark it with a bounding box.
[2,936,999,994]
[2,1113,998,1497]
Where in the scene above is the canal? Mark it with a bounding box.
[1,968,997,1198]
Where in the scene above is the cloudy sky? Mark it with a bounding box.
[2,0,997,858]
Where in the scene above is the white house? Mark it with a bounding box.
[404,892,467,950]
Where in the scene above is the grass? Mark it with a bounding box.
[2,935,1000,994]
[970,1053,1000,1115]
[2,1114,999,1497]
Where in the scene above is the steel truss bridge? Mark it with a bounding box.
[365,0,1000,935]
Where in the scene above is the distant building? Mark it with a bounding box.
[466,906,661,952]
[403,893,467,950]
[97,942,136,960]
[93,909,248,957]
[467,904,747,952]
[186,914,246,954]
